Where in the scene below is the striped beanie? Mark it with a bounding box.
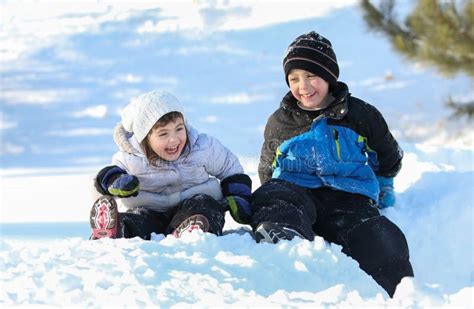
[283,31,339,86]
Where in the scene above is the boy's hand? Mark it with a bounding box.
[377,176,395,209]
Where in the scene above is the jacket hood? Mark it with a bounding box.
[281,81,350,120]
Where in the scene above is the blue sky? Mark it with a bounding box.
[1,1,472,169]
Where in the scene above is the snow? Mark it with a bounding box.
[1,148,473,307]
[1,1,473,307]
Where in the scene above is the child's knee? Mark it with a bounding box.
[252,179,316,218]
[179,194,225,234]
[342,216,410,271]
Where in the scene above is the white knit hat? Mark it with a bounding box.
[121,90,184,143]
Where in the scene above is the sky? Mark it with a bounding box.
[0,0,473,307]
[1,0,472,170]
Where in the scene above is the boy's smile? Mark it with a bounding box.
[300,90,316,100]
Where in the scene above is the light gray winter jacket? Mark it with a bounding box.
[103,123,244,212]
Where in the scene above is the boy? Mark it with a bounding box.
[253,31,413,297]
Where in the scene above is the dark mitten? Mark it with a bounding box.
[95,165,139,198]
[226,196,252,224]
[221,174,252,224]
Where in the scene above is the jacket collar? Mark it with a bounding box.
[281,81,350,120]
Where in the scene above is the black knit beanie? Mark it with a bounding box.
[283,31,339,86]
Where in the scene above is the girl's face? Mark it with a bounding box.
[288,68,329,110]
[147,118,187,161]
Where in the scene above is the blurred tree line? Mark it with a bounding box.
[360,0,474,119]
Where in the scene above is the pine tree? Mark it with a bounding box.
[360,0,474,118]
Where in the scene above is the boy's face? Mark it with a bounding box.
[147,118,187,161]
[288,69,329,110]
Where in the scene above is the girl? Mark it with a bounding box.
[90,90,251,240]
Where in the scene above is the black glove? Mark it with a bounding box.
[95,165,139,198]
[221,174,252,224]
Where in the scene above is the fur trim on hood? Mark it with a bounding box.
[113,122,140,155]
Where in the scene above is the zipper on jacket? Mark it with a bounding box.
[333,129,341,160]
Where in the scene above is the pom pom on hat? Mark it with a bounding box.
[283,31,339,86]
[121,90,184,143]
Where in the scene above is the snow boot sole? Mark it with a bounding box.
[172,214,209,238]
[90,196,119,239]
[254,221,304,244]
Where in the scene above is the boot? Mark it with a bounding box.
[90,196,120,239]
[254,221,304,243]
[172,214,209,238]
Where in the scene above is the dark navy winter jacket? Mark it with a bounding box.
[258,82,403,201]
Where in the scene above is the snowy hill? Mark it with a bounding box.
[1,1,473,307]
[2,148,473,306]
